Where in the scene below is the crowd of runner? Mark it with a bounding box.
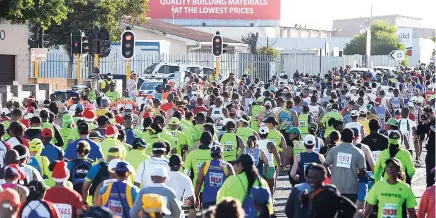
[0,65,434,218]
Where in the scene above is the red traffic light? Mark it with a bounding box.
[215,38,221,43]
[74,42,78,47]
[125,34,132,41]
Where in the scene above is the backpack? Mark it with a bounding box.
[19,200,54,218]
[69,158,93,194]
[89,162,109,196]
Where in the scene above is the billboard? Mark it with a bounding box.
[397,27,413,50]
[147,0,281,20]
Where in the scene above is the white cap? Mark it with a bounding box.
[359,107,367,114]
[125,104,133,111]
[108,159,121,173]
[350,110,359,116]
[264,101,272,106]
[411,96,418,103]
[407,102,414,107]
[189,95,197,102]
[303,134,316,146]
[350,86,357,90]
[259,126,269,134]
[151,166,169,178]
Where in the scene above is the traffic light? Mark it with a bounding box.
[71,33,82,54]
[37,28,49,48]
[99,28,111,58]
[28,26,39,48]
[212,32,223,57]
[81,36,91,54]
[121,30,135,59]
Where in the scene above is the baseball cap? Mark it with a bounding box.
[287,127,301,134]
[308,122,318,131]
[29,138,44,153]
[41,128,53,138]
[4,164,25,181]
[108,159,121,173]
[359,107,367,114]
[388,130,402,145]
[256,97,263,103]
[141,194,172,216]
[151,166,169,178]
[115,161,130,173]
[303,134,316,145]
[262,117,278,125]
[259,126,269,134]
[168,117,180,125]
[107,146,122,157]
[407,102,414,107]
[132,138,147,148]
[211,145,223,154]
[152,142,167,152]
[386,118,398,127]
[350,110,359,117]
[385,157,403,168]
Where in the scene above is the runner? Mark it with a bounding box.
[257,126,281,198]
[44,161,83,218]
[218,121,245,162]
[243,136,269,177]
[28,138,51,179]
[363,158,417,218]
[290,135,325,184]
[135,142,170,188]
[16,180,60,218]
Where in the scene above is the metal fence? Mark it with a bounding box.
[30,50,399,82]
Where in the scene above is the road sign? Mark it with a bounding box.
[389,50,405,61]
[30,48,48,62]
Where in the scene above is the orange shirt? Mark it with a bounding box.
[418,185,435,218]
[160,102,175,112]
[162,92,170,100]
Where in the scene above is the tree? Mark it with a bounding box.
[45,0,149,77]
[0,0,67,29]
[241,32,259,54]
[344,21,406,55]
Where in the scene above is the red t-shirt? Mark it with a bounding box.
[193,106,208,115]
[44,186,83,218]
[160,102,175,112]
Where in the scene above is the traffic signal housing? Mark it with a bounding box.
[99,28,111,58]
[71,34,82,54]
[212,34,223,57]
[121,30,135,59]
[29,26,49,48]
[81,36,91,54]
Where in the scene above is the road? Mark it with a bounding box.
[273,150,429,217]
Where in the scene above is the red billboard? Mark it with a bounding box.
[147,0,281,20]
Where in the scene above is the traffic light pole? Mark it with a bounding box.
[77,54,81,79]
[34,62,39,78]
[126,59,131,86]
[94,54,99,68]
[215,56,220,81]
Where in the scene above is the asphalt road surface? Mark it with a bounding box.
[273,149,429,217]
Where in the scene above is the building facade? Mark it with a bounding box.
[0,23,29,85]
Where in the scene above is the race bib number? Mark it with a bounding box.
[382,203,397,218]
[223,142,235,152]
[299,120,307,127]
[55,203,72,218]
[108,200,123,216]
[173,136,178,145]
[336,152,352,168]
[209,172,224,187]
[372,151,381,163]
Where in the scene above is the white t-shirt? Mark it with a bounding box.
[398,119,416,149]
[135,157,170,187]
[6,137,22,147]
[165,171,195,205]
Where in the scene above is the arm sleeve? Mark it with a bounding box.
[130,190,143,218]
[53,126,64,147]
[405,185,418,208]
[134,162,144,184]
[169,192,182,218]
[417,188,429,217]
[85,165,100,182]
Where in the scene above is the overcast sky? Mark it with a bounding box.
[281,0,436,29]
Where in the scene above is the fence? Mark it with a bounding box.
[30,50,399,82]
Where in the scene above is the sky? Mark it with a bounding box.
[280,0,436,29]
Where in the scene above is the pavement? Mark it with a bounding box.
[272,149,429,217]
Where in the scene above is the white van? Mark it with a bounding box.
[143,63,212,79]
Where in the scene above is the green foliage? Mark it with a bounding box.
[257,46,279,59]
[0,0,68,29]
[344,21,406,55]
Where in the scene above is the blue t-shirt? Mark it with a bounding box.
[85,162,108,182]
[64,139,104,162]
[40,144,64,163]
[125,128,136,146]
